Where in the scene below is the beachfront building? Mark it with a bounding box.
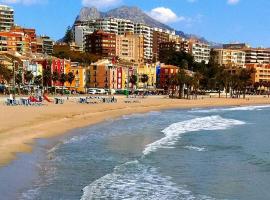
[85,30,116,58]
[246,64,270,83]
[0,5,14,32]
[89,59,118,89]
[137,63,157,89]
[134,23,153,62]
[116,32,144,63]
[189,39,210,64]
[38,36,54,55]
[65,62,90,92]
[156,64,179,90]
[213,48,246,68]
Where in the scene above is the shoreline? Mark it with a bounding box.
[1,95,270,167]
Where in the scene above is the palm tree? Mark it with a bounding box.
[141,74,149,89]
[238,68,253,99]
[67,72,75,89]
[25,71,33,85]
[52,71,59,94]
[59,73,67,94]
[34,75,43,87]
[43,68,52,93]
[0,64,13,85]
[192,72,203,99]
[176,69,188,99]
[15,73,23,95]
[129,75,137,91]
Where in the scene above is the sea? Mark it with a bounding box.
[1,105,270,200]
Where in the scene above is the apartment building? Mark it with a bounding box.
[152,28,171,61]
[189,39,210,64]
[65,62,90,92]
[85,30,116,57]
[117,19,134,35]
[74,25,94,51]
[116,32,144,63]
[156,64,179,89]
[246,64,270,83]
[0,5,14,32]
[213,48,246,68]
[223,43,270,64]
[0,32,30,54]
[89,59,118,89]
[137,63,157,89]
[36,36,54,55]
[134,23,153,61]
[94,18,118,34]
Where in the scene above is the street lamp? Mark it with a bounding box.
[13,60,18,100]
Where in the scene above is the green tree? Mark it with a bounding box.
[15,73,23,94]
[59,73,67,93]
[34,75,43,87]
[52,71,59,94]
[43,68,52,93]
[67,72,75,88]
[176,69,188,99]
[0,64,13,84]
[63,26,73,44]
[25,71,34,84]
[141,74,149,89]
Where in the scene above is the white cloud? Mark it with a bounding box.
[227,0,240,5]
[0,0,45,5]
[147,7,185,24]
[82,0,121,9]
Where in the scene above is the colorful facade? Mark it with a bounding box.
[137,63,157,89]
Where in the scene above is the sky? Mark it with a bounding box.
[1,0,270,47]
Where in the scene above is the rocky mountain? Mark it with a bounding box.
[73,6,211,44]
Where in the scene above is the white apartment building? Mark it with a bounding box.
[94,18,118,34]
[74,25,94,51]
[214,48,246,68]
[117,19,134,35]
[134,23,153,61]
[0,5,14,32]
[189,39,210,64]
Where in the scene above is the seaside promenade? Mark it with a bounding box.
[0,95,270,167]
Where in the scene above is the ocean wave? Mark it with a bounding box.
[184,146,206,152]
[143,116,245,156]
[189,105,270,113]
[80,160,216,200]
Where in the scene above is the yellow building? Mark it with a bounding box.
[137,63,157,89]
[213,48,246,68]
[65,62,89,93]
[116,32,144,63]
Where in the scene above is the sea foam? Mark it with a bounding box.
[143,115,245,155]
[80,160,216,200]
[190,105,270,113]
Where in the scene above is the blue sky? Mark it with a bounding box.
[1,0,270,47]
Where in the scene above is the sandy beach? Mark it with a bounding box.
[0,95,270,167]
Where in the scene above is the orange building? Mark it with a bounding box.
[89,59,118,89]
[246,63,270,83]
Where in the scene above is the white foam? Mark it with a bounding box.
[184,146,206,152]
[143,116,245,155]
[80,160,215,200]
[190,105,270,113]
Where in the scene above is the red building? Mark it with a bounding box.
[85,30,116,57]
[157,65,179,90]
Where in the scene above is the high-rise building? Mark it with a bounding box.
[116,32,144,63]
[117,19,134,35]
[189,39,210,64]
[37,35,54,55]
[74,25,94,51]
[152,28,171,61]
[0,5,14,32]
[213,48,246,68]
[223,43,270,64]
[134,23,153,62]
[95,18,118,34]
[85,30,116,57]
